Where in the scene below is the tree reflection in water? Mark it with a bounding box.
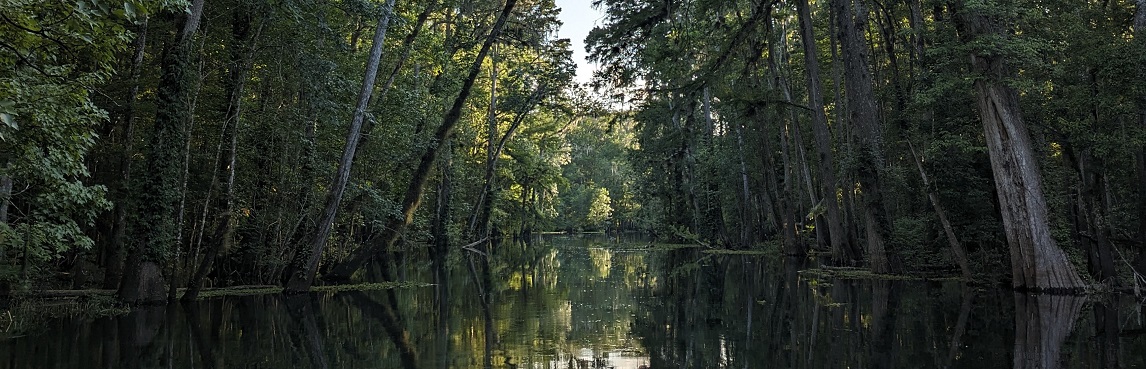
[4,235,1146,368]
[1012,293,1084,369]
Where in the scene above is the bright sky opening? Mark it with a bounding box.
[554,0,604,86]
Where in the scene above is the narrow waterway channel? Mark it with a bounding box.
[2,234,1143,368]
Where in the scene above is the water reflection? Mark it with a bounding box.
[2,235,1146,368]
[1012,294,1084,369]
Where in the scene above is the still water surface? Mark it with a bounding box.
[2,234,1146,368]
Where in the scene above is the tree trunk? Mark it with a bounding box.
[104,22,148,290]
[283,0,397,293]
[431,143,453,272]
[118,0,205,304]
[909,143,971,278]
[873,3,907,128]
[797,0,850,263]
[954,0,1085,291]
[976,83,1084,291]
[184,8,261,301]
[323,0,520,282]
[470,81,547,242]
[907,0,925,76]
[763,14,804,256]
[1072,152,1115,285]
[828,5,863,259]
[733,118,754,246]
[381,1,437,96]
[356,0,437,149]
[1133,0,1146,276]
[833,0,898,273]
[0,175,10,224]
[468,43,499,240]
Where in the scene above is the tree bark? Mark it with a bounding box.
[467,43,499,239]
[833,0,898,273]
[954,0,1085,291]
[381,1,437,95]
[104,21,148,290]
[909,143,971,278]
[118,0,205,304]
[797,0,850,262]
[1133,0,1146,276]
[873,2,907,127]
[0,175,10,224]
[976,83,1084,291]
[733,117,754,246]
[356,0,437,148]
[323,0,520,282]
[772,37,811,256]
[431,143,453,271]
[470,80,547,241]
[184,8,261,301]
[1071,152,1115,285]
[283,0,398,292]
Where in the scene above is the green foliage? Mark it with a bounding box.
[549,114,637,232]
[3,0,1138,294]
[0,0,170,283]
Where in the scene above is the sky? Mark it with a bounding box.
[554,0,604,85]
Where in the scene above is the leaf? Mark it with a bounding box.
[124,1,138,18]
[0,113,16,129]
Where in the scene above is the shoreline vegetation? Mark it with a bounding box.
[0,281,434,335]
[2,0,1144,313]
[6,281,432,302]
[0,238,1128,338]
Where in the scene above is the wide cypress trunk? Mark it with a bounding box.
[975,82,1083,290]
[956,0,1085,291]
[797,0,852,262]
[324,0,519,282]
[118,0,205,304]
[833,0,898,273]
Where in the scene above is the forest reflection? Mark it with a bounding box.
[2,235,1144,368]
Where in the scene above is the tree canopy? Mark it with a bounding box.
[0,0,1144,297]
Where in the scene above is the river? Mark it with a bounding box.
[1,234,1143,368]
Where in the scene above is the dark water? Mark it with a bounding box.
[3,234,1146,368]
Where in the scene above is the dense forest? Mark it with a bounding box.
[583,0,1146,291]
[0,0,1144,304]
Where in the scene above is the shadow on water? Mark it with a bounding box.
[3,234,1146,368]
